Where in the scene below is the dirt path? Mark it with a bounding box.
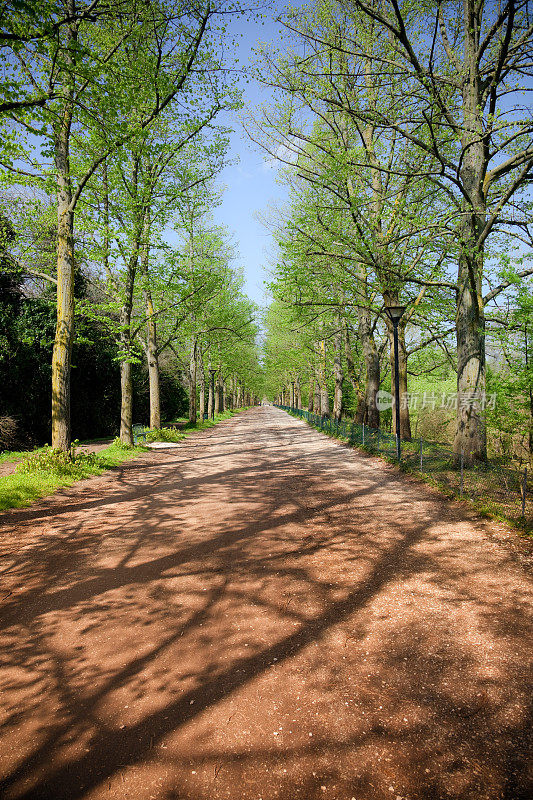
[0,407,531,800]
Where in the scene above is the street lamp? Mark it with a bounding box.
[384,303,407,461]
[209,368,216,420]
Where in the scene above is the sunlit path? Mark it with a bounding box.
[0,407,531,800]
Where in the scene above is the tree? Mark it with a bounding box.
[1,0,234,449]
[326,0,533,460]
[249,2,455,434]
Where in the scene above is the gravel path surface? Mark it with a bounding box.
[0,407,531,800]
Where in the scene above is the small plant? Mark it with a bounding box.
[16,445,100,478]
[145,427,185,443]
[112,436,138,450]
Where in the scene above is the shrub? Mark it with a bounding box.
[0,415,18,451]
[145,427,185,443]
[111,437,138,450]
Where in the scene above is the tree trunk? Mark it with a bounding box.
[454,241,486,460]
[526,324,533,459]
[51,25,76,451]
[226,378,231,410]
[148,344,160,430]
[214,369,221,414]
[52,195,74,451]
[114,152,143,446]
[188,339,197,425]
[454,8,487,463]
[295,375,302,409]
[397,322,411,439]
[313,369,321,414]
[333,326,343,421]
[207,362,214,419]
[384,308,412,441]
[343,322,365,422]
[119,227,141,444]
[139,227,160,429]
[358,302,380,428]
[319,340,329,416]
[119,288,135,445]
[308,374,314,412]
[454,247,486,462]
[120,358,133,444]
[198,347,205,421]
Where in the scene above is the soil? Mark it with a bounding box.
[0,407,531,800]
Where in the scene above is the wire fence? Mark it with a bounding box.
[275,405,531,525]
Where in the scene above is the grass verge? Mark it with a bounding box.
[0,441,147,512]
[166,408,247,431]
[0,447,46,464]
[0,408,248,512]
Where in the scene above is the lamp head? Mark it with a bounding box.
[384,304,407,324]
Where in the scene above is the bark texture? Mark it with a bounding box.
[453,0,488,463]
[188,339,197,425]
[118,262,136,446]
[51,8,76,451]
[198,348,205,421]
[333,327,343,421]
[357,303,380,428]
[308,375,314,412]
[207,365,214,419]
[319,340,330,416]
[383,304,412,441]
[139,229,160,429]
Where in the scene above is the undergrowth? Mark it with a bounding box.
[16,445,101,478]
[145,428,185,443]
[0,441,147,511]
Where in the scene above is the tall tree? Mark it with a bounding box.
[331,0,533,460]
[1,0,233,449]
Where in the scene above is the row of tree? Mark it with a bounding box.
[0,0,262,448]
[254,0,533,464]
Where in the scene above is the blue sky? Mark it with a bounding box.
[212,6,290,307]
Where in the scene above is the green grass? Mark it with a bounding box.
[0,442,147,512]
[166,408,247,431]
[0,446,46,464]
[182,409,245,431]
[0,434,111,463]
[0,409,247,512]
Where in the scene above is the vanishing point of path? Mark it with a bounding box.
[0,407,531,800]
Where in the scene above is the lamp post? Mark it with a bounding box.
[384,303,406,461]
[209,368,216,420]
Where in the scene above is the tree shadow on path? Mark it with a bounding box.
[0,408,531,800]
